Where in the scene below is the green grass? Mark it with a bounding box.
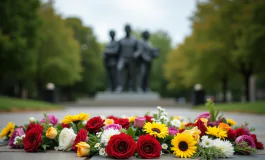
[194,101,265,114]
[0,96,63,112]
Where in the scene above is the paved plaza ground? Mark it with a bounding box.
[0,105,265,159]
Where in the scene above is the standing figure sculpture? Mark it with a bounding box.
[134,31,159,92]
[103,30,119,92]
[116,24,138,92]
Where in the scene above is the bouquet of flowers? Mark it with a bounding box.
[0,99,263,159]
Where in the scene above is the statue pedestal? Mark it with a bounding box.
[95,91,160,101]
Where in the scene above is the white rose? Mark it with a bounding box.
[58,128,76,151]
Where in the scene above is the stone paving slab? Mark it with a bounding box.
[1,145,265,160]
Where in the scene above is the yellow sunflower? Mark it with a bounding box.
[171,133,197,158]
[226,118,236,127]
[206,126,227,139]
[143,122,168,139]
[0,122,15,139]
[62,112,89,124]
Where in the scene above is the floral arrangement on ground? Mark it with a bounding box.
[0,99,264,159]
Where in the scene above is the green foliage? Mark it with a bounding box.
[0,0,41,94]
[234,142,257,155]
[205,99,222,122]
[192,145,226,160]
[37,5,82,86]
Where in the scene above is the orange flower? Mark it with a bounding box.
[104,119,114,125]
[218,122,230,131]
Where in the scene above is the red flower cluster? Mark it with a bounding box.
[137,134,162,158]
[107,115,118,121]
[23,124,43,152]
[251,134,264,149]
[62,123,70,128]
[227,128,237,140]
[72,129,88,151]
[105,133,136,159]
[114,118,130,129]
[144,115,153,122]
[85,116,105,133]
[236,128,246,136]
[184,119,206,137]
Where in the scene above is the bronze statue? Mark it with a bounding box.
[134,31,159,92]
[116,24,138,92]
[103,30,119,92]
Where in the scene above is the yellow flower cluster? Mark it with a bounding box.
[183,126,201,143]
[62,112,89,124]
[0,122,15,139]
[206,126,227,139]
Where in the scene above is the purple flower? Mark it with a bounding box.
[197,112,210,119]
[168,127,179,135]
[134,117,146,128]
[244,126,251,135]
[235,135,256,148]
[104,124,122,130]
[8,128,25,148]
[207,118,223,127]
[40,114,59,126]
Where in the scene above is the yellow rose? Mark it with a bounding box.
[183,127,201,143]
[104,119,114,125]
[218,122,230,131]
[76,142,90,157]
[46,127,57,139]
[128,116,136,123]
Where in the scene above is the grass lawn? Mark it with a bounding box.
[194,101,265,114]
[0,96,63,112]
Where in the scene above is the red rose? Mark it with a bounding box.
[26,123,37,132]
[114,118,130,129]
[251,134,264,149]
[137,134,162,158]
[23,124,43,152]
[85,116,105,133]
[72,129,88,151]
[179,129,185,133]
[194,119,206,137]
[236,128,246,136]
[107,115,118,121]
[144,115,153,122]
[62,123,70,128]
[105,133,136,159]
[227,128,237,140]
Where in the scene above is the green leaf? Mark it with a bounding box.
[127,127,135,139]
[69,123,78,134]
[41,144,49,151]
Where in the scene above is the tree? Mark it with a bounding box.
[0,0,41,97]
[36,3,82,98]
[64,17,105,98]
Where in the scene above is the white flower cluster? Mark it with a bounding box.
[100,128,120,146]
[152,106,169,124]
[13,135,25,145]
[200,136,234,158]
[170,119,181,128]
[99,148,107,157]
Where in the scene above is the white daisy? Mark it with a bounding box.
[94,143,101,148]
[200,138,213,148]
[14,136,21,141]
[170,119,181,128]
[99,148,107,156]
[96,132,102,138]
[213,139,234,157]
[161,143,168,149]
[100,128,120,145]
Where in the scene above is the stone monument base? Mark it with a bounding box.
[94,91,160,101]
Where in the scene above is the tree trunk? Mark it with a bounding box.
[222,76,228,103]
[244,73,250,102]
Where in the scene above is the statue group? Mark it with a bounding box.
[103,24,159,93]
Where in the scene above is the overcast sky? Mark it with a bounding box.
[54,0,197,46]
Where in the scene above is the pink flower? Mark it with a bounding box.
[168,127,179,135]
[134,117,146,128]
[197,112,210,119]
[40,114,59,126]
[8,128,25,148]
[235,135,256,148]
[104,124,122,130]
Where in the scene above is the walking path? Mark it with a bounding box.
[0,105,265,159]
